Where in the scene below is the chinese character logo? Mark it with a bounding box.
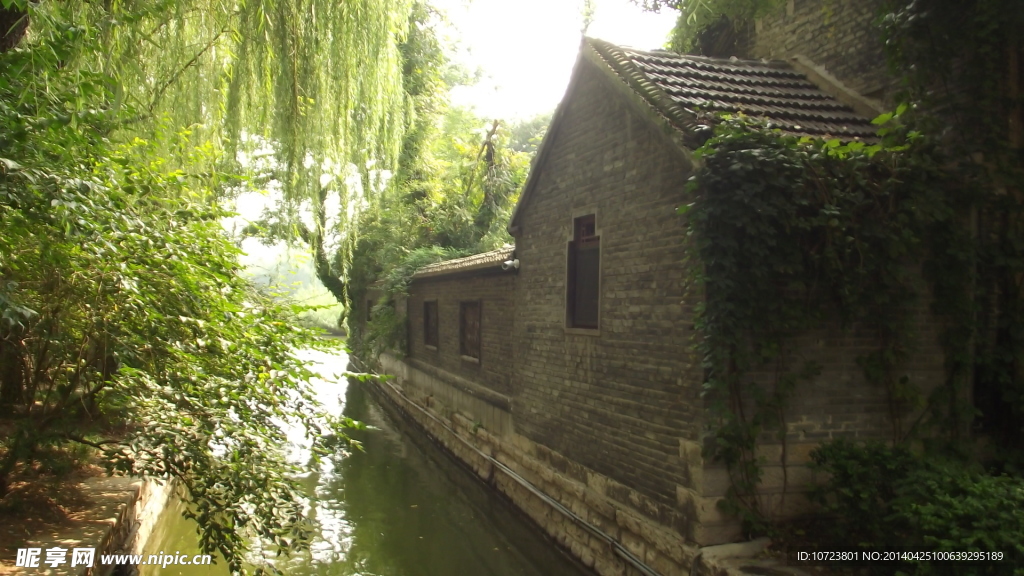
[71,547,96,567]
[16,548,40,568]
[44,547,68,568]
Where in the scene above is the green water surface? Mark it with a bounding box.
[140,349,590,576]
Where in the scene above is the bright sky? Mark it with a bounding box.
[436,0,678,120]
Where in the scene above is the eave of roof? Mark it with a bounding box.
[411,246,515,281]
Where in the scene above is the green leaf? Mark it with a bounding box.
[0,158,22,172]
[871,112,894,125]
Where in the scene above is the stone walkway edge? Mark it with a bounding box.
[3,477,173,576]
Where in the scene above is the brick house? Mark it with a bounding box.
[365,37,942,576]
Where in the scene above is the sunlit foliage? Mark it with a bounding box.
[348,106,546,357]
[632,0,783,53]
[0,0,408,572]
[7,0,419,309]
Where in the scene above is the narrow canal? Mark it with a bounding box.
[141,348,591,576]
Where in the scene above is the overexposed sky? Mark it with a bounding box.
[435,0,677,120]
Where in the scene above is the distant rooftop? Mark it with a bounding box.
[587,38,877,141]
[412,246,515,280]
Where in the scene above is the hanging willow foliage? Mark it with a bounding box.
[16,0,413,213]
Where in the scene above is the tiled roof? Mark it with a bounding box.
[412,246,515,280]
[587,38,878,142]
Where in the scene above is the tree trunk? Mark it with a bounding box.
[0,7,28,54]
[298,186,346,305]
[0,338,25,413]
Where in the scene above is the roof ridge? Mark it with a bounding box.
[598,40,793,69]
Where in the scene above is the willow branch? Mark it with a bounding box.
[148,28,231,115]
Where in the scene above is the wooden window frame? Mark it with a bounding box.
[423,300,439,350]
[566,213,600,331]
[459,300,481,363]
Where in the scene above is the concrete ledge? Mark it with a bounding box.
[382,354,514,438]
[2,477,173,576]
[693,538,812,576]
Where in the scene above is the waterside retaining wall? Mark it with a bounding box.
[370,353,805,576]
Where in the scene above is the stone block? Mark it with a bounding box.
[594,556,627,576]
[583,486,617,520]
[620,529,647,563]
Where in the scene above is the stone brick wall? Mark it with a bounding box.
[701,290,946,532]
[372,354,809,576]
[406,271,516,397]
[738,0,899,104]
[510,56,706,541]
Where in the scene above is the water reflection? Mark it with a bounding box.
[141,348,589,576]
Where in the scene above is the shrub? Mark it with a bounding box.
[810,439,1024,575]
[891,466,1024,574]
[808,439,919,547]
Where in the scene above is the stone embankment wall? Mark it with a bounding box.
[372,353,816,576]
[378,354,696,576]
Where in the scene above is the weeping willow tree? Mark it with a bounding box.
[4,0,417,306]
[8,0,413,172]
[102,0,412,169]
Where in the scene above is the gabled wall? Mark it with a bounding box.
[510,55,705,541]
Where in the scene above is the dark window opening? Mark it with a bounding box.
[567,214,600,329]
[460,301,481,359]
[423,300,439,348]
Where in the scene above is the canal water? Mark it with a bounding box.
[140,348,590,576]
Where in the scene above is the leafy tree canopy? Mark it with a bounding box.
[0,0,424,572]
[348,105,548,357]
[631,0,783,53]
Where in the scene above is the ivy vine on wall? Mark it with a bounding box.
[883,0,1024,459]
[681,110,975,527]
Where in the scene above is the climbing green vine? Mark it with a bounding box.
[882,0,1024,461]
[682,110,970,526]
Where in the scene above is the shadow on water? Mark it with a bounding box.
[141,349,590,576]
